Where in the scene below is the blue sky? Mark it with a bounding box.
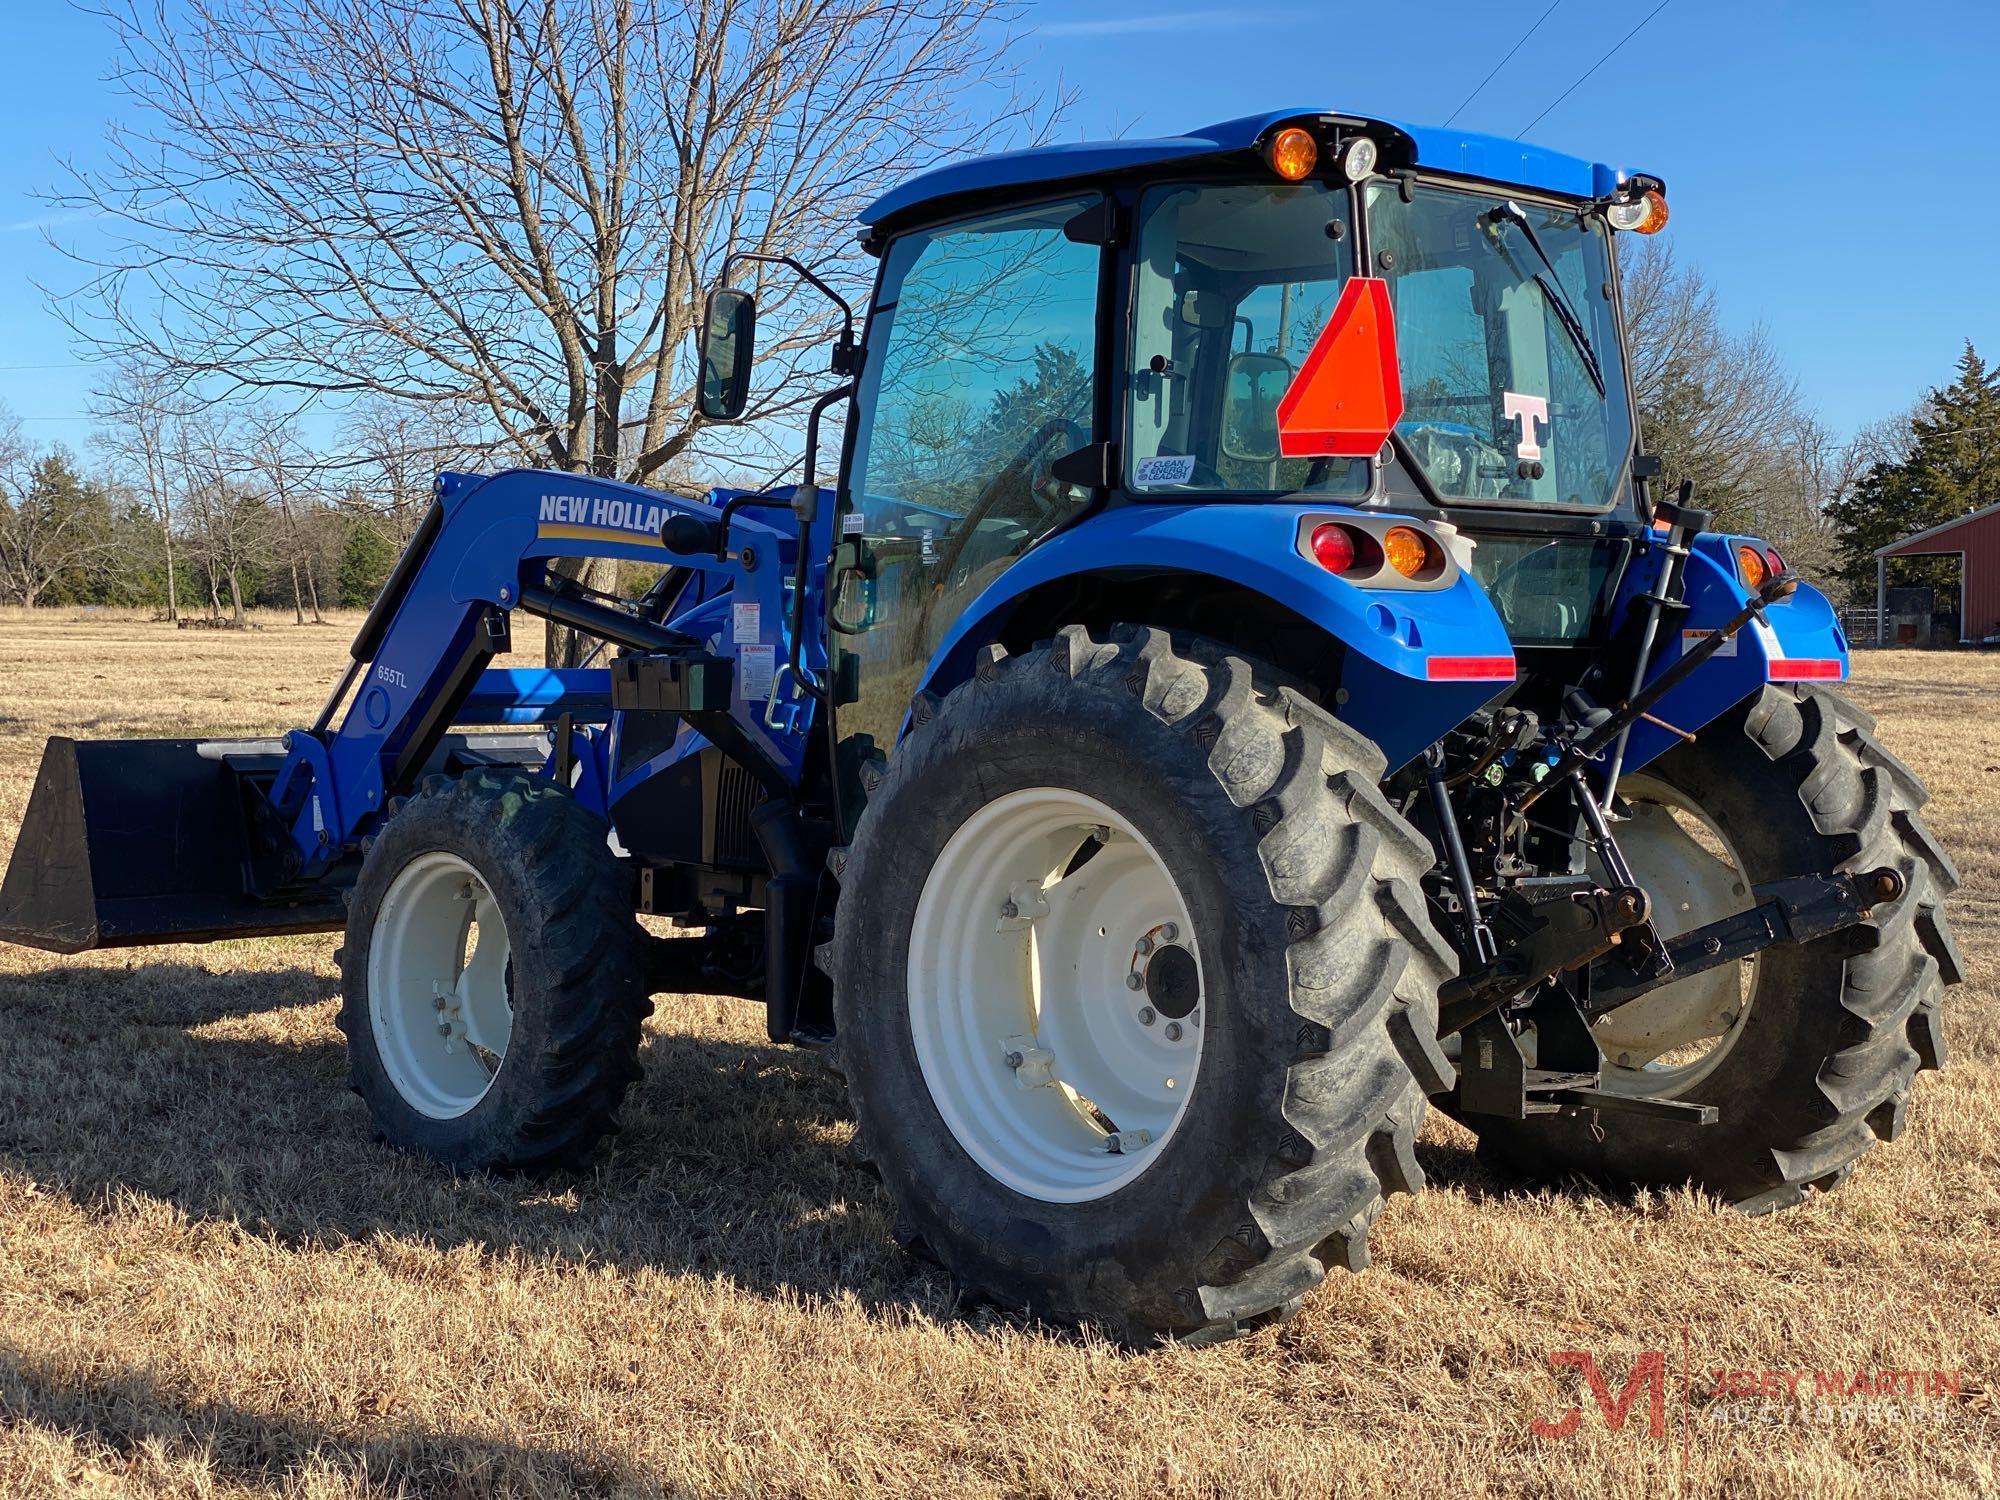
[2,0,1994,452]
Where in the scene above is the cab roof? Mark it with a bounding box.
[859,108,1644,228]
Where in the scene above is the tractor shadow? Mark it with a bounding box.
[0,960,1613,1331]
[0,960,954,1325]
[1414,1131,1650,1210]
[0,958,341,1030]
[0,1342,629,1493]
[1414,1136,1532,1203]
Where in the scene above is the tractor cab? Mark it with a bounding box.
[694,110,1676,780]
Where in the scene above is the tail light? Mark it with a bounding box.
[1309,522,1358,574]
[1383,525,1440,580]
[1765,546,1785,577]
[1736,544,1770,591]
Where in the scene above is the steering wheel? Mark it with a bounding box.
[928,416,1089,585]
[963,417,1089,531]
[895,416,1087,655]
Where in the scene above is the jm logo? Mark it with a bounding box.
[1531,1350,1668,1439]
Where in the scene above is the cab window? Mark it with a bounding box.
[1126,181,1366,497]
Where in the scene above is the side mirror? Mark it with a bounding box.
[1219,351,1294,463]
[697,287,757,422]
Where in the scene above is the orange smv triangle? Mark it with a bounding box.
[1275,277,1405,459]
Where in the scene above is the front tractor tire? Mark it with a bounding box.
[830,626,1456,1345]
[1472,685,1962,1210]
[338,770,650,1172]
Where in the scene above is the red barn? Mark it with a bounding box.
[1876,501,2000,645]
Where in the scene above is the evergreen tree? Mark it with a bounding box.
[1828,342,2000,595]
[336,521,397,608]
[0,449,117,606]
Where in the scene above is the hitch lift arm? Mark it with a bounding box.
[1584,867,1905,1017]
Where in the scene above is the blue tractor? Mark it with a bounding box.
[0,111,1961,1344]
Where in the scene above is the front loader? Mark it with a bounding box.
[0,109,1962,1344]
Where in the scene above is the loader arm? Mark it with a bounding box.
[0,469,828,952]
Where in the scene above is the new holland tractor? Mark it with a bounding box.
[0,110,1961,1345]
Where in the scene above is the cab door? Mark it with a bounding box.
[831,195,1107,815]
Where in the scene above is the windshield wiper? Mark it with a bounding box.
[1488,201,1606,399]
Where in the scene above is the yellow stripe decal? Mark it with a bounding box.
[537,523,665,549]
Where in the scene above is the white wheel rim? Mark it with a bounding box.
[1593,773,1758,1094]
[367,851,514,1119]
[908,787,1204,1203]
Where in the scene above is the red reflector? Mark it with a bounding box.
[1309,522,1357,574]
[1275,277,1405,459]
[1427,656,1516,681]
[1768,659,1842,681]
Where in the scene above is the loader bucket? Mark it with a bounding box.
[0,736,346,954]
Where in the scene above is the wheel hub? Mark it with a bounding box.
[1591,773,1757,1091]
[1143,942,1201,1021]
[367,852,515,1119]
[908,787,1205,1202]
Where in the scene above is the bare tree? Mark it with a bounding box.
[173,411,272,626]
[1753,411,1847,585]
[1621,237,1805,528]
[339,397,494,544]
[90,358,188,619]
[244,410,326,624]
[52,0,1060,662]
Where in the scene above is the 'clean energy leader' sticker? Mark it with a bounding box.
[1135,454,1196,486]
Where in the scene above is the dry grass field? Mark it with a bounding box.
[0,610,1994,1498]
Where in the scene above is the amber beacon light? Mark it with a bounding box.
[1267,127,1318,181]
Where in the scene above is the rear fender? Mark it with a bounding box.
[1615,533,1850,774]
[916,503,1516,771]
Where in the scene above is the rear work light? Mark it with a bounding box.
[1607,188,1670,234]
[1309,522,1357,574]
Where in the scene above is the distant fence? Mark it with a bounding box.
[1840,606,1881,645]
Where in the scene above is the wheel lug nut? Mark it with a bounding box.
[1164,1021,1183,1041]
[1160,923,1178,942]
[1125,972,1145,991]
[1134,936,1154,956]
[1138,1007,1156,1026]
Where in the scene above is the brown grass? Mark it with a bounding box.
[0,617,1994,1498]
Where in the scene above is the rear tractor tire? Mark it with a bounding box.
[829,626,1456,1345]
[1471,684,1961,1210]
[338,769,651,1172]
